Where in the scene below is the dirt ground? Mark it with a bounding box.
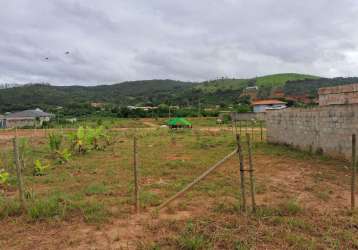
[1,142,357,249]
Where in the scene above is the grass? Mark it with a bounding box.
[1,118,358,249]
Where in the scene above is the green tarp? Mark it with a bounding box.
[166,117,192,127]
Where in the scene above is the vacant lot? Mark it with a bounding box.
[0,119,357,249]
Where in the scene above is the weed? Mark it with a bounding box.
[285,233,316,250]
[140,191,161,207]
[315,190,331,201]
[212,201,240,214]
[278,199,302,216]
[285,217,313,232]
[235,240,249,250]
[79,201,108,223]
[0,169,10,185]
[84,183,108,195]
[176,221,210,250]
[27,195,66,220]
[33,159,49,176]
[48,133,62,152]
[255,205,279,218]
[0,197,22,218]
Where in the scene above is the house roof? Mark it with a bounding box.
[5,108,54,119]
[252,99,286,106]
[166,117,192,126]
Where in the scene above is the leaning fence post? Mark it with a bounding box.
[236,134,246,212]
[13,136,25,209]
[352,134,356,210]
[133,136,140,213]
[246,133,256,212]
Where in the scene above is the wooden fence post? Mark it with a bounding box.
[352,134,356,210]
[246,133,256,212]
[236,134,246,212]
[239,120,242,135]
[260,121,263,142]
[13,137,25,209]
[251,121,254,142]
[234,119,238,135]
[133,136,140,213]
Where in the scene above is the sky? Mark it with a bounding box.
[1,0,358,85]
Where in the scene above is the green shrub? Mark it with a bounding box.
[33,160,49,176]
[0,169,10,185]
[48,133,62,152]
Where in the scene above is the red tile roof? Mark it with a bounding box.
[252,99,286,105]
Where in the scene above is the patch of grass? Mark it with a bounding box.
[285,233,316,250]
[256,183,267,194]
[0,197,22,218]
[83,183,108,195]
[140,191,161,207]
[27,194,68,220]
[177,221,211,250]
[278,199,302,216]
[314,190,331,201]
[257,143,332,162]
[254,205,280,218]
[235,240,250,250]
[212,201,240,214]
[285,217,313,232]
[79,201,109,223]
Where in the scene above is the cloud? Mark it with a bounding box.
[0,0,358,85]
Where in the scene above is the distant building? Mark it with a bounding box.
[242,86,258,100]
[0,115,5,129]
[252,99,287,113]
[90,102,106,108]
[3,108,55,128]
[127,106,158,111]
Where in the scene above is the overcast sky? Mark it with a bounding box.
[1,0,358,85]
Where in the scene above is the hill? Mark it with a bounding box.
[2,73,358,113]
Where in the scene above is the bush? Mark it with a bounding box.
[33,160,49,176]
[48,133,62,152]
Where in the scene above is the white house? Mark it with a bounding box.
[252,99,287,113]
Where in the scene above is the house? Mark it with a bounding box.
[4,108,55,128]
[252,99,287,113]
[242,86,259,100]
[127,106,158,111]
[0,115,5,129]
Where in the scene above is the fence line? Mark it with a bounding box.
[156,149,237,211]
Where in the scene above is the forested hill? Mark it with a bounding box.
[2,73,358,113]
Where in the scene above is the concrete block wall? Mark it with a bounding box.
[266,104,358,160]
[231,112,266,121]
[319,83,358,106]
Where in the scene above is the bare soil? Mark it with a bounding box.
[1,145,357,249]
